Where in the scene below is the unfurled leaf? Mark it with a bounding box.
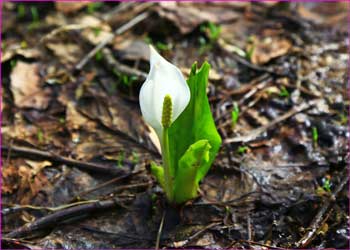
[173,140,211,203]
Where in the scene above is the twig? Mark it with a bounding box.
[238,239,286,250]
[75,12,149,71]
[295,172,349,248]
[77,107,160,157]
[171,222,221,248]
[102,47,147,79]
[5,198,127,239]
[1,145,125,176]
[219,39,288,77]
[72,170,143,201]
[224,100,319,144]
[2,200,99,215]
[155,211,166,250]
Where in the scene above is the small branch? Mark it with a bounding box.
[171,222,221,248]
[1,145,125,176]
[102,47,147,79]
[295,172,349,248]
[75,12,149,71]
[224,100,319,144]
[5,198,128,239]
[155,211,166,250]
[2,200,99,215]
[71,170,143,201]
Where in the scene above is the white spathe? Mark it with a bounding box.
[139,45,190,137]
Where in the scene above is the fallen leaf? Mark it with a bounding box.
[2,165,20,194]
[77,15,113,45]
[46,43,82,65]
[55,2,90,14]
[2,46,41,63]
[248,36,292,65]
[113,39,149,61]
[66,101,95,131]
[10,62,51,109]
[25,160,52,176]
[156,2,239,34]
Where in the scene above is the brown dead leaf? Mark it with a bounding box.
[66,101,95,131]
[10,62,51,109]
[25,160,52,176]
[77,15,113,45]
[46,43,82,65]
[17,163,51,205]
[157,2,239,34]
[55,2,90,14]
[2,46,41,63]
[297,2,349,31]
[113,39,149,61]
[2,165,20,194]
[248,36,292,65]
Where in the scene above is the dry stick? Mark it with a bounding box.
[5,198,126,239]
[296,173,349,248]
[1,145,125,176]
[75,11,149,71]
[72,170,143,201]
[237,239,286,250]
[76,107,160,157]
[155,211,166,250]
[2,200,99,215]
[171,222,221,248]
[102,47,147,79]
[224,100,319,144]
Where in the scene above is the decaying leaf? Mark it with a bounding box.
[248,36,292,65]
[46,43,82,65]
[10,61,51,109]
[156,2,239,34]
[55,2,90,14]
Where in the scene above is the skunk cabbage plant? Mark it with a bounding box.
[139,45,221,204]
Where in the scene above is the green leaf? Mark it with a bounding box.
[173,140,211,203]
[169,62,221,184]
[150,162,165,190]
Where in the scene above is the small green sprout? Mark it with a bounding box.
[37,129,44,143]
[155,41,171,51]
[93,27,102,37]
[312,126,318,144]
[17,4,26,19]
[246,44,255,61]
[59,117,65,124]
[199,22,221,54]
[10,59,17,69]
[322,178,331,192]
[144,37,171,51]
[117,151,125,168]
[231,102,239,128]
[95,50,103,61]
[20,40,28,49]
[28,6,39,30]
[279,86,289,98]
[339,113,348,125]
[87,2,103,14]
[132,152,139,164]
[113,70,138,87]
[237,146,249,154]
[201,22,221,43]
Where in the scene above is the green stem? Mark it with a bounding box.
[162,127,173,202]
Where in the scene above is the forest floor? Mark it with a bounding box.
[1,2,349,249]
